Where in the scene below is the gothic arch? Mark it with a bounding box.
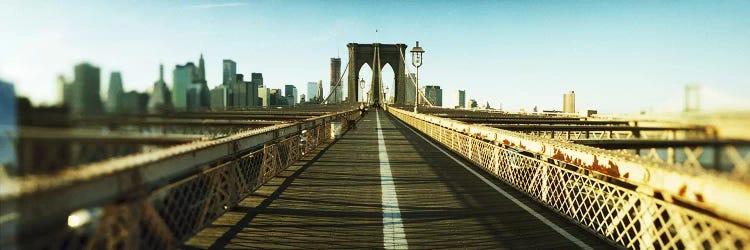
[347,43,407,105]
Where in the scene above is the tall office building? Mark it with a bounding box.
[456,89,466,109]
[106,72,123,113]
[423,85,443,107]
[58,75,73,107]
[232,74,248,107]
[173,54,209,110]
[122,91,149,114]
[210,85,227,108]
[71,63,103,114]
[285,84,298,106]
[172,62,196,109]
[0,80,17,174]
[258,87,271,107]
[251,73,263,88]
[230,74,259,108]
[187,83,208,110]
[223,59,237,85]
[232,73,244,106]
[330,58,342,103]
[148,64,172,113]
[196,54,209,108]
[300,94,306,103]
[197,53,206,84]
[405,73,416,105]
[317,80,323,102]
[563,90,575,113]
[307,81,318,102]
[246,77,258,107]
[269,89,286,106]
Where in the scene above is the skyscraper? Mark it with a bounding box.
[307,81,318,102]
[269,89,280,105]
[197,53,206,84]
[122,91,149,114]
[72,63,103,114]
[330,58,342,103]
[210,85,227,108]
[172,62,196,109]
[405,73,416,105]
[58,75,73,107]
[173,54,209,110]
[223,59,237,85]
[563,90,575,113]
[317,80,323,102]
[0,79,17,174]
[187,83,207,110]
[258,87,271,107]
[148,64,172,113]
[246,77,258,107]
[251,73,263,88]
[423,85,443,107]
[196,54,209,108]
[285,84,298,106]
[456,89,466,109]
[232,74,248,107]
[106,72,124,113]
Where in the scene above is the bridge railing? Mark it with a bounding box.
[0,109,360,249]
[388,106,750,249]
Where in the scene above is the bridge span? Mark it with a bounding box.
[184,109,608,249]
[1,106,749,249]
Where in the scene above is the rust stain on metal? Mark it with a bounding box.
[552,148,567,162]
[623,172,630,179]
[587,156,621,178]
[679,185,687,196]
[695,193,704,202]
[502,139,511,146]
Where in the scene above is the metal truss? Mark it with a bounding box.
[388,106,750,249]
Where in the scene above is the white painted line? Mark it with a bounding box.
[392,114,593,250]
[376,110,409,249]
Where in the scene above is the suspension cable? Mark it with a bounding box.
[397,48,433,107]
[322,58,349,105]
[370,46,377,105]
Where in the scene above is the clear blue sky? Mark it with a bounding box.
[1,0,749,113]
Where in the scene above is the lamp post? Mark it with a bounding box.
[359,78,366,105]
[385,86,389,105]
[410,41,425,113]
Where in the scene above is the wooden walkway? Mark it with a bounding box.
[184,109,611,249]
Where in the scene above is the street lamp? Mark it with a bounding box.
[359,78,366,104]
[385,86,389,104]
[410,41,425,113]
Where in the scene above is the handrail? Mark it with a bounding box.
[388,106,750,228]
[388,106,750,249]
[0,109,359,241]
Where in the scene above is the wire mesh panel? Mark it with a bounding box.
[390,108,750,250]
[17,122,332,250]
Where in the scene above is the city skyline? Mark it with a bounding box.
[2,1,750,113]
